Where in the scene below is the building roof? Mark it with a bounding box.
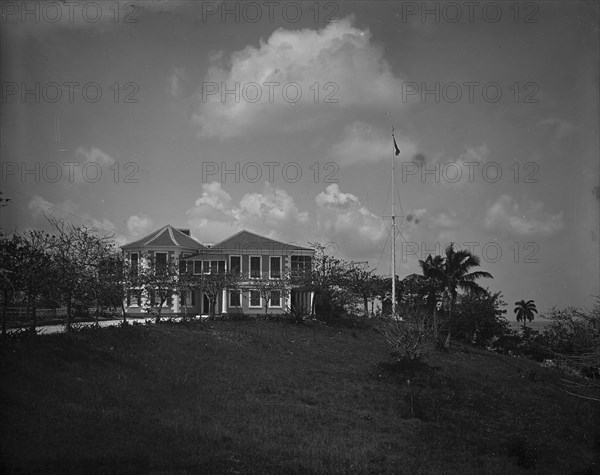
[211,230,313,252]
[121,225,207,251]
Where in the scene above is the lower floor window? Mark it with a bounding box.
[270,290,282,308]
[229,290,241,307]
[127,289,142,306]
[249,290,261,307]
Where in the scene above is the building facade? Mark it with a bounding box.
[121,225,314,317]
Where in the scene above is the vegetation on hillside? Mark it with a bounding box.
[1,320,598,474]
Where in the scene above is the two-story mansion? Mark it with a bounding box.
[121,225,314,317]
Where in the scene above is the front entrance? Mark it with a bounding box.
[202,293,218,315]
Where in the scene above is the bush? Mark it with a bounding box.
[453,290,511,348]
[377,307,435,363]
[285,306,309,324]
[535,302,600,374]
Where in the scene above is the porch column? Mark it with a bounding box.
[173,293,179,313]
[285,290,291,311]
[221,289,227,314]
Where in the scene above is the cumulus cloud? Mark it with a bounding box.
[127,215,154,237]
[331,121,418,166]
[315,184,387,253]
[192,17,405,138]
[484,195,564,238]
[185,182,388,256]
[186,182,309,243]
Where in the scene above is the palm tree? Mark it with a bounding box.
[514,299,537,331]
[424,243,493,348]
[418,254,445,338]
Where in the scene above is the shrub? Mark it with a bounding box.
[377,307,435,362]
[285,306,309,324]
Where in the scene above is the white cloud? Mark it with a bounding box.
[186,182,309,243]
[192,16,405,138]
[126,215,154,237]
[331,121,418,166]
[315,184,387,254]
[186,182,387,256]
[484,195,564,238]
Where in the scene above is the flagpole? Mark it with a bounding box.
[391,127,396,319]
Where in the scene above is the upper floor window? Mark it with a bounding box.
[230,255,241,275]
[193,260,202,275]
[291,255,312,277]
[179,254,189,275]
[202,260,226,274]
[250,256,261,279]
[130,252,139,276]
[270,256,281,279]
[155,252,167,271]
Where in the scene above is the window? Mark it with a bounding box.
[229,290,241,307]
[179,255,188,275]
[130,253,139,276]
[193,261,202,275]
[250,256,261,279]
[270,290,281,308]
[270,256,281,279]
[249,290,261,307]
[291,255,312,277]
[128,289,142,307]
[155,252,167,270]
[230,255,241,275]
[202,260,226,274]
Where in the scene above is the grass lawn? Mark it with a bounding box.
[1,319,598,474]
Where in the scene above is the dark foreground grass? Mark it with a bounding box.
[0,320,598,474]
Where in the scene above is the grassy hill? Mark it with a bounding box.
[1,320,598,474]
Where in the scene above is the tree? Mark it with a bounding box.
[18,230,56,332]
[514,299,538,331]
[137,253,179,323]
[200,271,240,318]
[454,289,510,347]
[0,234,22,336]
[301,243,351,320]
[343,263,380,317]
[421,244,493,348]
[174,265,198,321]
[93,252,130,324]
[254,275,291,316]
[46,215,117,332]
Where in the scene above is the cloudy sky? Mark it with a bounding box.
[1,1,598,314]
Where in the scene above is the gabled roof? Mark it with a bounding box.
[121,225,207,251]
[210,229,312,252]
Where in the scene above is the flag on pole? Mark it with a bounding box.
[393,134,400,156]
